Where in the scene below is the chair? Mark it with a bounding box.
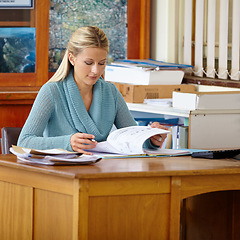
[1,127,22,154]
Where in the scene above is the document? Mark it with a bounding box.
[85,126,191,157]
[10,145,102,165]
[143,98,173,107]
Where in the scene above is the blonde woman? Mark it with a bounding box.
[18,26,166,154]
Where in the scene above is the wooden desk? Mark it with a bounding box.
[1,154,240,240]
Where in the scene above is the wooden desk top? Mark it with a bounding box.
[1,154,240,180]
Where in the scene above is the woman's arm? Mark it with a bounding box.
[17,84,73,150]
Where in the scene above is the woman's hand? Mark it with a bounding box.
[70,132,97,155]
[149,122,168,147]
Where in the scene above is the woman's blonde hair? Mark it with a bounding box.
[48,26,109,82]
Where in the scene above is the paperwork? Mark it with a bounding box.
[144,98,172,107]
[10,145,102,165]
[84,125,192,158]
[88,126,170,156]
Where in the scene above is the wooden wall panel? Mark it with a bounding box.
[0,104,32,128]
[0,92,36,153]
[35,0,50,86]
[127,0,150,59]
[0,92,36,131]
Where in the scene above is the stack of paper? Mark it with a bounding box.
[144,98,172,107]
[10,145,102,165]
[105,59,193,85]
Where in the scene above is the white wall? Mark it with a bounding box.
[151,0,181,63]
[150,0,168,61]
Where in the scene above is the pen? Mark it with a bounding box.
[79,132,96,142]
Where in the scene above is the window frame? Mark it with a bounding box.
[0,0,150,90]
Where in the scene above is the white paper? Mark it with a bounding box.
[89,141,121,154]
[16,154,101,165]
[10,146,101,165]
[144,98,172,107]
[91,126,170,155]
[144,148,191,156]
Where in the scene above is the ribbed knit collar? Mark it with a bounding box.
[62,71,105,137]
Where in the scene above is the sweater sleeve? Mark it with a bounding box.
[17,83,73,151]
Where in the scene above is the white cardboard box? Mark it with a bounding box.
[105,65,184,85]
[172,91,240,110]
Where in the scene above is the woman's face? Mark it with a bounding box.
[69,47,108,88]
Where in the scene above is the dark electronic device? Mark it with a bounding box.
[191,149,240,159]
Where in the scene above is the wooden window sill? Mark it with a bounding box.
[183,75,240,88]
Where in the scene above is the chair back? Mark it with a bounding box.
[1,127,22,154]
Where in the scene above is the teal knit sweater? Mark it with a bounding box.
[17,72,139,151]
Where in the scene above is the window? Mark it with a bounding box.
[152,0,240,88]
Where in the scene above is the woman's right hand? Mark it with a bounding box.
[70,132,97,155]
